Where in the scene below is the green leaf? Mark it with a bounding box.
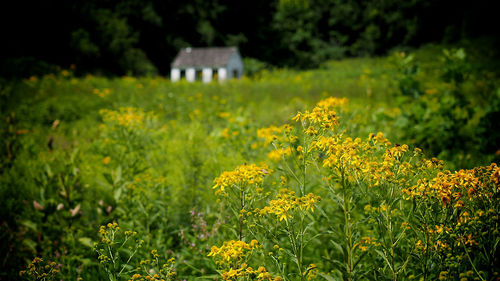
[79,258,93,266]
[78,237,94,248]
[455,48,466,60]
[23,239,37,253]
[103,173,113,186]
[114,187,122,201]
[114,166,122,185]
[44,164,53,178]
[318,273,337,281]
[375,249,393,271]
[20,220,37,232]
[195,275,220,280]
[70,148,80,163]
[330,240,345,257]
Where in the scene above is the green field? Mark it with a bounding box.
[1,44,499,280]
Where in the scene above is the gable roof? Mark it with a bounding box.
[171,47,239,68]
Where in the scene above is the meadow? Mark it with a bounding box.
[1,43,499,280]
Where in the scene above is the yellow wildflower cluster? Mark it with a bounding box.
[130,273,165,281]
[212,163,272,193]
[315,97,348,109]
[208,240,259,265]
[19,257,59,279]
[354,237,380,251]
[99,222,119,238]
[132,255,176,281]
[403,164,497,206]
[128,174,167,191]
[368,132,392,147]
[490,163,500,184]
[257,125,290,144]
[415,225,451,252]
[130,271,174,281]
[292,97,347,129]
[100,107,155,129]
[383,144,409,163]
[267,147,293,161]
[219,264,282,281]
[218,112,232,119]
[415,236,449,252]
[313,136,369,171]
[97,222,138,249]
[364,204,401,216]
[208,240,281,280]
[361,143,412,186]
[93,88,111,98]
[312,133,415,186]
[458,271,476,281]
[421,157,444,170]
[255,188,321,221]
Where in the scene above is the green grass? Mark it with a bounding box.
[1,43,499,280]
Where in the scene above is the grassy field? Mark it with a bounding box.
[1,43,499,280]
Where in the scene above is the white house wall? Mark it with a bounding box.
[226,51,244,79]
[202,68,212,83]
[186,68,196,82]
[171,68,180,82]
[171,50,244,83]
[218,68,227,82]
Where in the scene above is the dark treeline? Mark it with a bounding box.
[1,0,497,77]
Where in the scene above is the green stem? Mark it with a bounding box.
[341,170,353,281]
[301,137,307,196]
[423,227,429,281]
[286,222,305,281]
[239,186,245,241]
[388,217,397,281]
[462,241,485,281]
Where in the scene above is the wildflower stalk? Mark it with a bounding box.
[300,134,309,196]
[462,241,485,281]
[324,166,355,281]
[341,174,353,280]
[107,243,116,280]
[383,186,401,280]
[285,220,306,281]
[387,214,397,281]
[239,186,245,241]
[423,226,430,281]
[274,141,301,191]
[117,239,139,276]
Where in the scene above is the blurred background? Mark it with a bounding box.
[1,1,500,280]
[1,0,498,77]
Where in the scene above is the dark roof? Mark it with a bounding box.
[171,47,238,68]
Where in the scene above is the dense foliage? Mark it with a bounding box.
[1,45,499,280]
[1,0,498,76]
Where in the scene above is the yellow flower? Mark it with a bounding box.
[425,88,438,95]
[221,128,230,139]
[257,125,287,144]
[267,147,292,161]
[208,240,259,265]
[258,189,320,221]
[212,163,272,194]
[100,107,155,129]
[304,126,318,136]
[103,156,111,165]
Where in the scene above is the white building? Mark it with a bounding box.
[170,47,243,83]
